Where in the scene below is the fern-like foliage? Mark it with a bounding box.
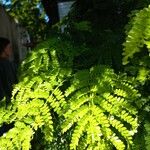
[62,66,140,150]
[123,5,150,150]
[0,99,53,150]
[122,4,150,106]
[123,5,150,84]
[123,5,150,65]
[0,37,140,149]
[122,4,150,112]
[0,37,72,149]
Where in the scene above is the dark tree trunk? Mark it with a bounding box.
[41,0,59,27]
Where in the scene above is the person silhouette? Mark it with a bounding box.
[0,37,18,136]
[0,37,17,104]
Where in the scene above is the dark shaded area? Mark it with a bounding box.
[62,0,150,72]
[0,58,18,103]
[41,0,59,27]
[0,123,14,136]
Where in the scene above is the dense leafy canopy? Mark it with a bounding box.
[1,0,150,43]
[1,0,59,42]
[0,0,150,150]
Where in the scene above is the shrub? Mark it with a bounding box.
[0,37,140,150]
